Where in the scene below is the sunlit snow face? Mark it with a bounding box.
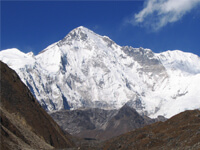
[0,26,200,118]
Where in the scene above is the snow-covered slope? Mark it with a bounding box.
[1,26,200,118]
[153,51,200,117]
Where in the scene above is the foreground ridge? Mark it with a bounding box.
[0,61,74,150]
[104,109,200,150]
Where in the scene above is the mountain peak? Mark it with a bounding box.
[69,26,95,37]
[74,26,90,31]
[1,26,200,118]
[115,104,139,119]
[39,26,93,54]
[57,26,97,46]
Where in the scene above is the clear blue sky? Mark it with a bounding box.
[1,1,200,56]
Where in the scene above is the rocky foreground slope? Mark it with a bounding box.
[0,61,74,150]
[103,109,200,150]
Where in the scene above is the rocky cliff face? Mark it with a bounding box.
[50,105,165,140]
[1,26,200,118]
[0,61,74,150]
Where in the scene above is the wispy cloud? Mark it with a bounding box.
[131,0,200,31]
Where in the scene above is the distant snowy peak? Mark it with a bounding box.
[0,26,200,118]
[41,26,118,52]
[0,48,35,70]
[63,26,103,42]
[0,48,26,56]
[38,26,93,54]
[157,50,200,74]
[36,26,121,74]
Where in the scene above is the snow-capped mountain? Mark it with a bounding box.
[1,26,200,118]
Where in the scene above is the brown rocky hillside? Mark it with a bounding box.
[103,109,200,150]
[0,61,75,150]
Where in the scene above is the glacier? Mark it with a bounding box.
[0,26,200,118]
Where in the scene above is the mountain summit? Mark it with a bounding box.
[0,26,200,118]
